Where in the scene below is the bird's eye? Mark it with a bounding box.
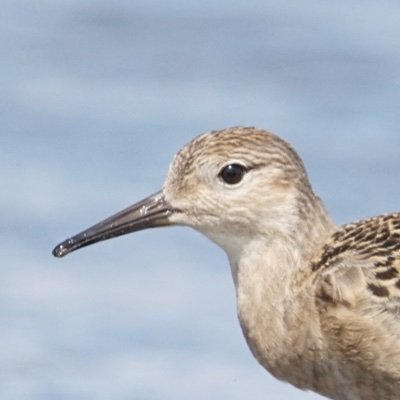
[219,163,248,185]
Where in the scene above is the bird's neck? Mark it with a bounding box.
[230,196,335,383]
[229,194,335,284]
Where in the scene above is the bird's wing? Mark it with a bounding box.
[312,213,400,376]
[310,213,400,395]
[311,213,400,315]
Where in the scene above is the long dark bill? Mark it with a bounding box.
[52,191,175,258]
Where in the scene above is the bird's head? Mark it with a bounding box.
[53,127,316,259]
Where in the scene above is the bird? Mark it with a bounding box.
[53,127,400,400]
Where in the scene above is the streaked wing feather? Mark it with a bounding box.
[312,212,400,313]
[308,214,400,398]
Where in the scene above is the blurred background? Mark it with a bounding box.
[2,1,400,399]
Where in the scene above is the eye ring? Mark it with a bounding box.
[218,163,248,185]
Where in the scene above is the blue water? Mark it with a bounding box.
[2,1,400,399]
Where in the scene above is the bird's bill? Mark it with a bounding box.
[52,191,174,258]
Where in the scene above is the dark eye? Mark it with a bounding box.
[219,163,248,185]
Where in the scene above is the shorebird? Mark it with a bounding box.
[53,127,400,399]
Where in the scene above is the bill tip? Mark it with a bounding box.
[52,243,68,258]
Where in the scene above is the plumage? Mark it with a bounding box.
[53,127,400,399]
